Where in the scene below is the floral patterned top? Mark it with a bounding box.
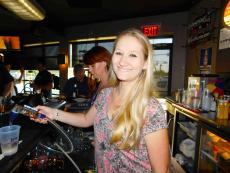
[94,88,167,173]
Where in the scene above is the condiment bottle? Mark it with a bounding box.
[223,100,229,119]
[216,99,228,119]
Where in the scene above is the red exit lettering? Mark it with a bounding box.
[142,25,160,37]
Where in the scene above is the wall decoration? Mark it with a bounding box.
[219,27,230,49]
[200,47,212,74]
[187,10,216,45]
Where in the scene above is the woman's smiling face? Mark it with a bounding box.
[112,35,147,82]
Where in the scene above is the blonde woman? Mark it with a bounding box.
[36,28,170,173]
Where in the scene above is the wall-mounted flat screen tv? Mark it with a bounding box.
[0,36,21,51]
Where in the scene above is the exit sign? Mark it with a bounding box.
[142,25,160,37]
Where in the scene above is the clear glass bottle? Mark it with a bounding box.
[201,88,211,111]
[210,96,216,112]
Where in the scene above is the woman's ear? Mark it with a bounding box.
[101,61,107,68]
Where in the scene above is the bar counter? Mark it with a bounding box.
[0,104,95,172]
[166,96,230,141]
[0,114,49,173]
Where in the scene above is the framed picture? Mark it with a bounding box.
[200,47,212,73]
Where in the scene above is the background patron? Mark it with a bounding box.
[33,60,54,98]
[63,64,91,99]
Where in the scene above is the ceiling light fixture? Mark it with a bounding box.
[0,0,45,21]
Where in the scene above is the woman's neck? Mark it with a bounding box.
[98,72,108,90]
[115,80,136,98]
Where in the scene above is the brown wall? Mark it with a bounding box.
[185,0,222,87]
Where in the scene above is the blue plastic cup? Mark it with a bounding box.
[0,125,21,156]
[9,111,19,125]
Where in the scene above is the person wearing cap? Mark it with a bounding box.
[63,64,91,100]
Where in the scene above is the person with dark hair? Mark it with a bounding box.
[83,46,112,103]
[0,61,14,97]
[33,61,53,98]
[63,64,90,99]
[0,54,24,97]
[3,62,24,95]
[52,74,60,90]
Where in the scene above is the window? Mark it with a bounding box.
[69,36,173,98]
[69,38,115,66]
[22,44,60,70]
[98,41,114,53]
[150,37,173,97]
[45,45,59,56]
[24,46,42,57]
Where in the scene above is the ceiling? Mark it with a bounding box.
[0,0,201,35]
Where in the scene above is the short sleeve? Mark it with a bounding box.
[94,88,110,111]
[142,98,167,136]
[94,90,103,110]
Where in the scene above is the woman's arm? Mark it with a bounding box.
[145,128,170,173]
[36,105,96,128]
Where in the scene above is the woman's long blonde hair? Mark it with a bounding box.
[109,28,155,149]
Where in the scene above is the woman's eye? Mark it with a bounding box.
[115,51,122,55]
[130,54,137,57]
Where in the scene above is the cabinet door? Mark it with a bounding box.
[167,111,174,148]
[166,101,176,148]
[172,110,201,173]
[199,129,230,173]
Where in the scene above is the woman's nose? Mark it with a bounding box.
[88,66,92,72]
[118,55,127,66]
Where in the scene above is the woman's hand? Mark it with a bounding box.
[36,105,57,120]
[30,117,49,124]
[30,105,56,124]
